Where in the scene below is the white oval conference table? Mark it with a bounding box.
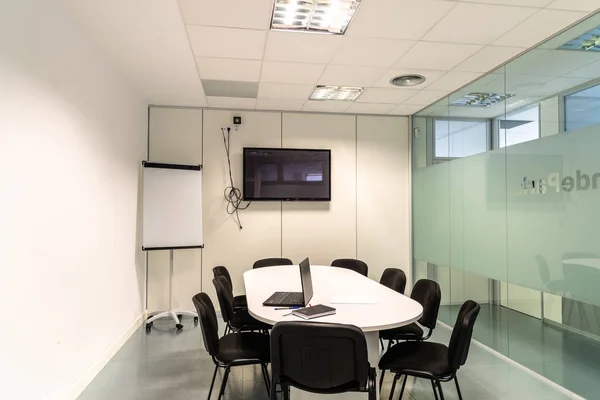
[244,265,423,400]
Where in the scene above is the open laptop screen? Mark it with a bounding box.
[299,257,313,305]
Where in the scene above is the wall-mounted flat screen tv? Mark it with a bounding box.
[243,147,331,201]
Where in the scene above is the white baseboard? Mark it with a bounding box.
[65,311,147,400]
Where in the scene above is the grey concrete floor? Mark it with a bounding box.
[78,313,579,400]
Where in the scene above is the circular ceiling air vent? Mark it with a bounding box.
[390,74,426,87]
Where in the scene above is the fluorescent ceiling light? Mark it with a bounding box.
[271,0,362,35]
[559,26,600,52]
[310,85,364,101]
[451,93,515,108]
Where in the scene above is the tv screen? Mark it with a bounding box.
[243,148,331,201]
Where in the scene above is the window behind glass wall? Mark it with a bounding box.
[434,119,489,162]
[498,105,540,148]
[565,84,600,132]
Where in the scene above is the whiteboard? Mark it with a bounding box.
[142,163,203,250]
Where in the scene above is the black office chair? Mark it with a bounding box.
[213,276,271,334]
[213,266,247,310]
[380,268,407,295]
[253,258,294,269]
[192,293,271,400]
[379,279,441,352]
[331,258,369,277]
[379,300,480,400]
[270,321,376,400]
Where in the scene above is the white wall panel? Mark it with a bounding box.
[149,108,203,164]
[202,110,282,303]
[281,113,357,266]
[357,116,410,282]
[146,108,411,315]
[0,1,147,398]
[147,107,202,312]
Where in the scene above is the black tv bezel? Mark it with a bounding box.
[242,147,331,202]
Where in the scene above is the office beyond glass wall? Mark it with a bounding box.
[412,12,600,399]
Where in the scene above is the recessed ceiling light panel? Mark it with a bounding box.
[271,0,362,35]
[310,85,364,101]
[451,92,515,108]
[559,26,600,52]
[390,75,426,87]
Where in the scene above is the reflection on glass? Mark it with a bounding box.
[412,11,600,399]
[498,105,540,148]
[565,83,600,132]
[434,119,488,158]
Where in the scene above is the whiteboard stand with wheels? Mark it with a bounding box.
[142,162,203,332]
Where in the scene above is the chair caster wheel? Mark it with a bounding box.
[177,314,183,321]
[193,316,199,324]
[176,324,183,330]
[145,323,152,333]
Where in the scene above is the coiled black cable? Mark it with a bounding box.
[221,127,250,229]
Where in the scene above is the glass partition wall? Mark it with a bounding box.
[412,11,600,399]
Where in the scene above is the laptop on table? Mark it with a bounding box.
[263,257,313,307]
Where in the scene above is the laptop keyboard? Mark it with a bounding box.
[274,292,303,304]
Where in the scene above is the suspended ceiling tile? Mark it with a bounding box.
[404,90,451,106]
[454,46,525,73]
[464,0,553,5]
[356,88,419,104]
[396,42,483,70]
[546,0,600,11]
[425,71,483,91]
[260,62,326,84]
[331,36,415,68]
[494,9,588,47]
[318,65,387,87]
[347,0,457,40]
[423,3,537,44]
[264,31,343,64]
[178,0,273,30]
[187,26,266,60]
[196,57,262,82]
[257,82,314,100]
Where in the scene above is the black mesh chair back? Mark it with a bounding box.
[270,321,375,399]
[213,265,232,287]
[192,293,220,357]
[412,279,442,330]
[253,258,294,269]
[380,268,407,294]
[213,276,235,324]
[448,300,481,370]
[331,259,369,277]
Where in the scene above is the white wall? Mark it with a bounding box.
[0,1,147,399]
[148,107,411,308]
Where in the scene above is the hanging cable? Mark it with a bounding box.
[221,127,250,229]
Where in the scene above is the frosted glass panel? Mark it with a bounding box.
[461,151,508,282]
[413,164,449,266]
[412,13,600,397]
[506,125,600,306]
